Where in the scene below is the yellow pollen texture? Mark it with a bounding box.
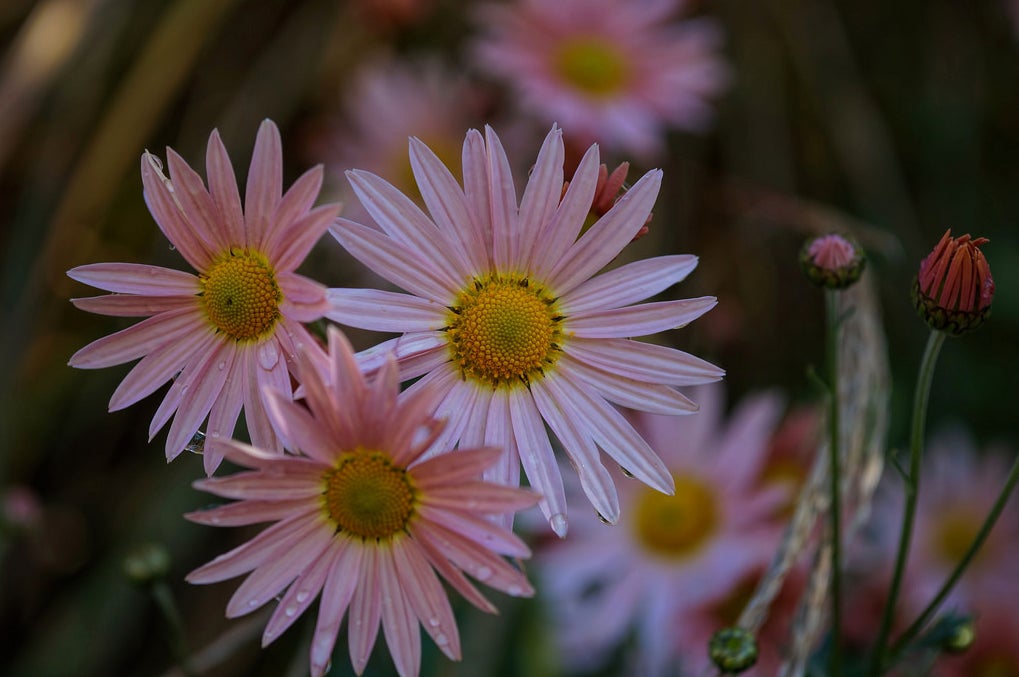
[632,474,719,559]
[555,37,630,98]
[446,275,563,388]
[323,451,416,540]
[200,250,282,341]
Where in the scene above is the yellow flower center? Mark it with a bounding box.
[445,274,564,388]
[200,249,282,341]
[935,513,982,565]
[555,37,630,98]
[322,450,416,540]
[632,474,719,559]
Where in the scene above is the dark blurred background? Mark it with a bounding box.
[1,0,1017,675]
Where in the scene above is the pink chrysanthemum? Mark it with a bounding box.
[68,120,339,473]
[186,328,538,677]
[850,429,1019,625]
[318,54,487,218]
[327,125,724,535]
[536,385,789,675]
[470,0,730,157]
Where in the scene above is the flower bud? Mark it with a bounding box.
[799,233,865,289]
[123,542,171,586]
[562,162,651,241]
[912,230,993,335]
[708,627,758,673]
[922,614,975,654]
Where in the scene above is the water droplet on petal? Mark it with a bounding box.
[507,584,523,597]
[248,599,259,607]
[210,516,221,525]
[296,591,310,603]
[620,466,635,478]
[185,430,206,455]
[435,633,448,646]
[428,617,441,627]
[217,361,226,371]
[475,566,492,581]
[258,341,280,370]
[597,511,612,525]
[550,513,568,537]
[284,606,297,617]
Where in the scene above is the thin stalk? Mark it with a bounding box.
[868,329,946,675]
[151,580,196,677]
[884,451,1019,669]
[825,289,844,677]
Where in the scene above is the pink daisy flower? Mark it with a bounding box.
[470,0,730,157]
[850,429,1019,627]
[536,385,789,675]
[186,328,538,677]
[327,125,724,535]
[317,54,488,220]
[68,120,339,473]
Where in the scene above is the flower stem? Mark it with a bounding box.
[825,289,843,677]
[151,580,196,677]
[883,450,1019,669]
[868,329,946,675]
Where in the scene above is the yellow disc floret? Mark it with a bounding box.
[935,512,982,565]
[555,37,630,98]
[323,450,416,540]
[446,274,564,388]
[200,249,282,341]
[632,474,719,559]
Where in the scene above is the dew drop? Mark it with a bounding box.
[210,516,221,525]
[248,599,259,607]
[284,606,297,617]
[597,511,612,525]
[217,361,226,371]
[507,584,523,597]
[435,633,448,647]
[185,430,206,455]
[428,617,441,627]
[258,341,280,370]
[475,566,492,581]
[550,513,568,537]
[296,591,310,603]
[620,466,635,478]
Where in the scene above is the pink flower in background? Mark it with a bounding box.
[186,328,538,677]
[536,385,789,675]
[845,430,1019,646]
[470,0,730,158]
[317,54,488,219]
[327,125,723,536]
[68,120,339,473]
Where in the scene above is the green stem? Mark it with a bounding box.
[868,329,946,675]
[151,581,196,677]
[883,450,1019,669]
[825,289,843,677]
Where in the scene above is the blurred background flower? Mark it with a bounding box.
[535,384,789,676]
[2,0,1019,675]
[470,0,730,159]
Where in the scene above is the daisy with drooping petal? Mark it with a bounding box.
[471,0,730,157]
[327,125,724,536]
[186,327,538,677]
[68,120,339,473]
[536,385,789,676]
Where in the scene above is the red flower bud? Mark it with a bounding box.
[912,230,994,335]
